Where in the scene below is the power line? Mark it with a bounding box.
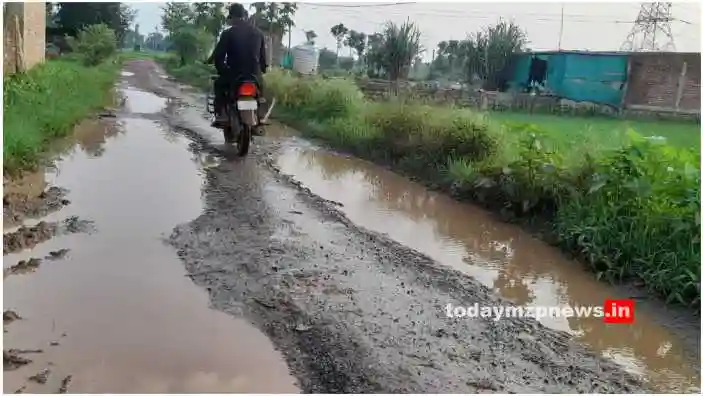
[299,3,684,23]
[303,6,641,25]
[298,2,415,8]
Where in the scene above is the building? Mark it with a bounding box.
[506,50,700,114]
[3,1,46,76]
[625,52,701,113]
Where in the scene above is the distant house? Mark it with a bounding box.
[504,50,701,113]
[3,1,46,75]
[506,50,629,108]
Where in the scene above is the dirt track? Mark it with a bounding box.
[129,61,651,393]
[5,59,699,393]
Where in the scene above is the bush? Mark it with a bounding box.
[266,69,364,120]
[554,134,700,305]
[365,102,499,166]
[3,58,120,173]
[170,26,212,66]
[452,128,701,306]
[263,71,701,307]
[266,69,500,171]
[68,24,118,66]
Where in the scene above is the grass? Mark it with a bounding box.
[490,111,701,151]
[260,68,700,308]
[3,57,120,174]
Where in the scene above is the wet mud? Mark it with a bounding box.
[128,62,664,392]
[3,217,93,255]
[271,144,702,392]
[3,186,69,229]
[3,58,699,393]
[3,61,297,393]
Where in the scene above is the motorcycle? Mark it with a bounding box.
[207,75,268,157]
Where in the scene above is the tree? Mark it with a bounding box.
[370,20,422,91]
[123,24,145,50]
[46,2,58,28]
[461,19,527,89]
[56,2,134,44]
[250,2,297,34]
[304,30,317,45]
[170,25,211,65]
[193,2,226,41]
[145,30,166,51]
[68,23,118,65]
[250,2,298,65]
[366,32,384,77]
[161,2,195,36]
[318,48,338,71]
[345,30,367,65]
[330,23,348,62]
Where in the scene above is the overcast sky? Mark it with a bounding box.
[130,1,701,56]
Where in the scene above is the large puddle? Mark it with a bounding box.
[274,143,700,392]
[3,88,298,393]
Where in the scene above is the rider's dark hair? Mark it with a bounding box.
[228,3,247,19]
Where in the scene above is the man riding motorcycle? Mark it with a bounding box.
[208,3,268,129]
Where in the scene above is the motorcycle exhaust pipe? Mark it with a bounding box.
[261,97,276,124]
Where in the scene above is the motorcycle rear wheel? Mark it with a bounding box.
[237,121,251,156]
[222,108,236,144]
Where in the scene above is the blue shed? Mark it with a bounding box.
[507,51,629,108]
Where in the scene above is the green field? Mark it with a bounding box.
[490,111,701,150]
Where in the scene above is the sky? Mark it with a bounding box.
[130,1,701,58]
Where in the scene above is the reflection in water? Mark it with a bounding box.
[3,90,298,393]
[71,118,125,158]
[275,145,699,392]
[123,88,168,114]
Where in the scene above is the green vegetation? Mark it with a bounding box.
[4,23,121,174]
[264,68,701,307]
[67,23,118,65]
[489,112,701,151]
[151,2,700,307]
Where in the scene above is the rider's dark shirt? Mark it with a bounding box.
[212,20,267,77]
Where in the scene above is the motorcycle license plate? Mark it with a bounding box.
[237,100,258,110]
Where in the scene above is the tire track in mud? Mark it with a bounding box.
[167,143,647,393]
[135,60,651,392]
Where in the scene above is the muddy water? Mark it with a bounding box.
[274,143,700,392]
[3,88,298,393]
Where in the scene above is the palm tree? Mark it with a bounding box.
[461,19,527,89]
[330,23,348,65]
[378,20,423,94]
[250,2,298,65]
[346,30,367,69]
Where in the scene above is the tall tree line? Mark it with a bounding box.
[49,2,134,44]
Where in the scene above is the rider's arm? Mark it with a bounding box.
[213,30,229,73]
[259,34,267,74]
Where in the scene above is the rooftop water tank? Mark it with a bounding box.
[291,44,320,75]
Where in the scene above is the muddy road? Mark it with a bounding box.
[3,59,699,393]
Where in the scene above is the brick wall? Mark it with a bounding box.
[624,52,701,112]
[3,1,46,76]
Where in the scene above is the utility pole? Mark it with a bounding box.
[558,3,564,50]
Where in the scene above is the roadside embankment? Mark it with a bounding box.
[3,58,120,174]
[261,68,701,308]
